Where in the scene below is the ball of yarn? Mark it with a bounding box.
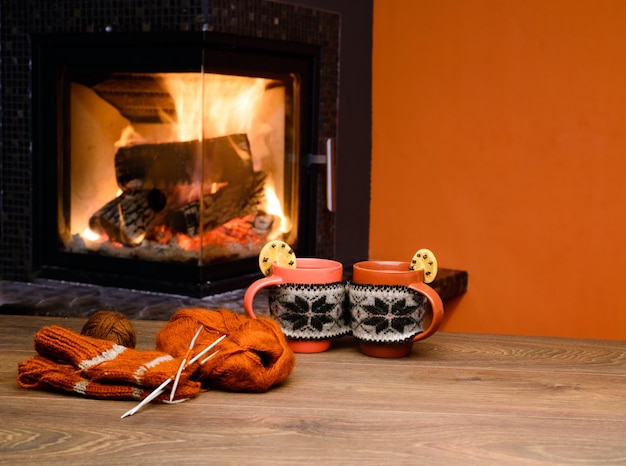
[81,310,137,348]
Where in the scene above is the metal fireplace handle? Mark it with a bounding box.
[307,138,336,213]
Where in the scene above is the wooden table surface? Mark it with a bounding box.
[1,314,625,465]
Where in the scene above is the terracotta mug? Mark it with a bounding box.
[348,260,444,358]
[243,258,349,353]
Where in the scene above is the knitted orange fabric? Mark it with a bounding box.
[156,308,295,393]
[18,326,200,401]
[18,355,199,401]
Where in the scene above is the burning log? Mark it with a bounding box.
[164,171,268,237]
[114,134,254,190]
[89,133,269,248]
[89,189,167,246]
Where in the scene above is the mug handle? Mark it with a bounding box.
[243,275,284,319]
[407,282,444,342]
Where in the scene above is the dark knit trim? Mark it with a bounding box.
[347,283,427,344]
[269,282,350,340]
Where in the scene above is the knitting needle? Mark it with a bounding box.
[120,334,226,418]
[161,334,225,404]
[200,348,221,365]
[188,334,226,365]
[120,348,222,418]
[120,377,172,418]
[123,325,202,416]
[164,349,221,404]
[169,325,204,402]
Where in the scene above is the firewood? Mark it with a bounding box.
[89,189,166,246]
[114,134,254,190]
[163,171,267,236]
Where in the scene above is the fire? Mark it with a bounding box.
[114,125,146,148]
[82,227,102,242]
[264,179,291,235]
[155,72,291,242]
[71,70,294,259]
[158,73,268,142]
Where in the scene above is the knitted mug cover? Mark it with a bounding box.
[268,281,350,341]
[347,283,428,344]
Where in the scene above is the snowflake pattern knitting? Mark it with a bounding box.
[347,283,427,344]
[269,282,350,341]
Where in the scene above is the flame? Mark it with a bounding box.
[73,71,293,252]
[264,179,291,235]
[81,227,106,250]
[114,125,146,148]
[159,73,203,142]
[157,73,268,142]
[156,72,291,234]
[82,227,102,242]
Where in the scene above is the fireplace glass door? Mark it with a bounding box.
[34,33,315,294]
[66,71,298,264]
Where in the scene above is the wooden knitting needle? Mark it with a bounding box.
[169,325,204,402]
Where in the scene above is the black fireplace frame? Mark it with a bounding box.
[31,30,320,295]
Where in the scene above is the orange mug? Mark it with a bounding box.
[348,260,444,358]
[243,258,349,353]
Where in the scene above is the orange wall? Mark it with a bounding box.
[371,0,626,340]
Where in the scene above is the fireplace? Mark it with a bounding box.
[0,0,373,297]
[33,31,318,295]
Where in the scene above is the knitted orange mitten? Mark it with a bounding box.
[21,325,200,400]
[18,355,199,401]
[156,308,295,393]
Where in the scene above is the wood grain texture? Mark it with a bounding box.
[1,315,625,465]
